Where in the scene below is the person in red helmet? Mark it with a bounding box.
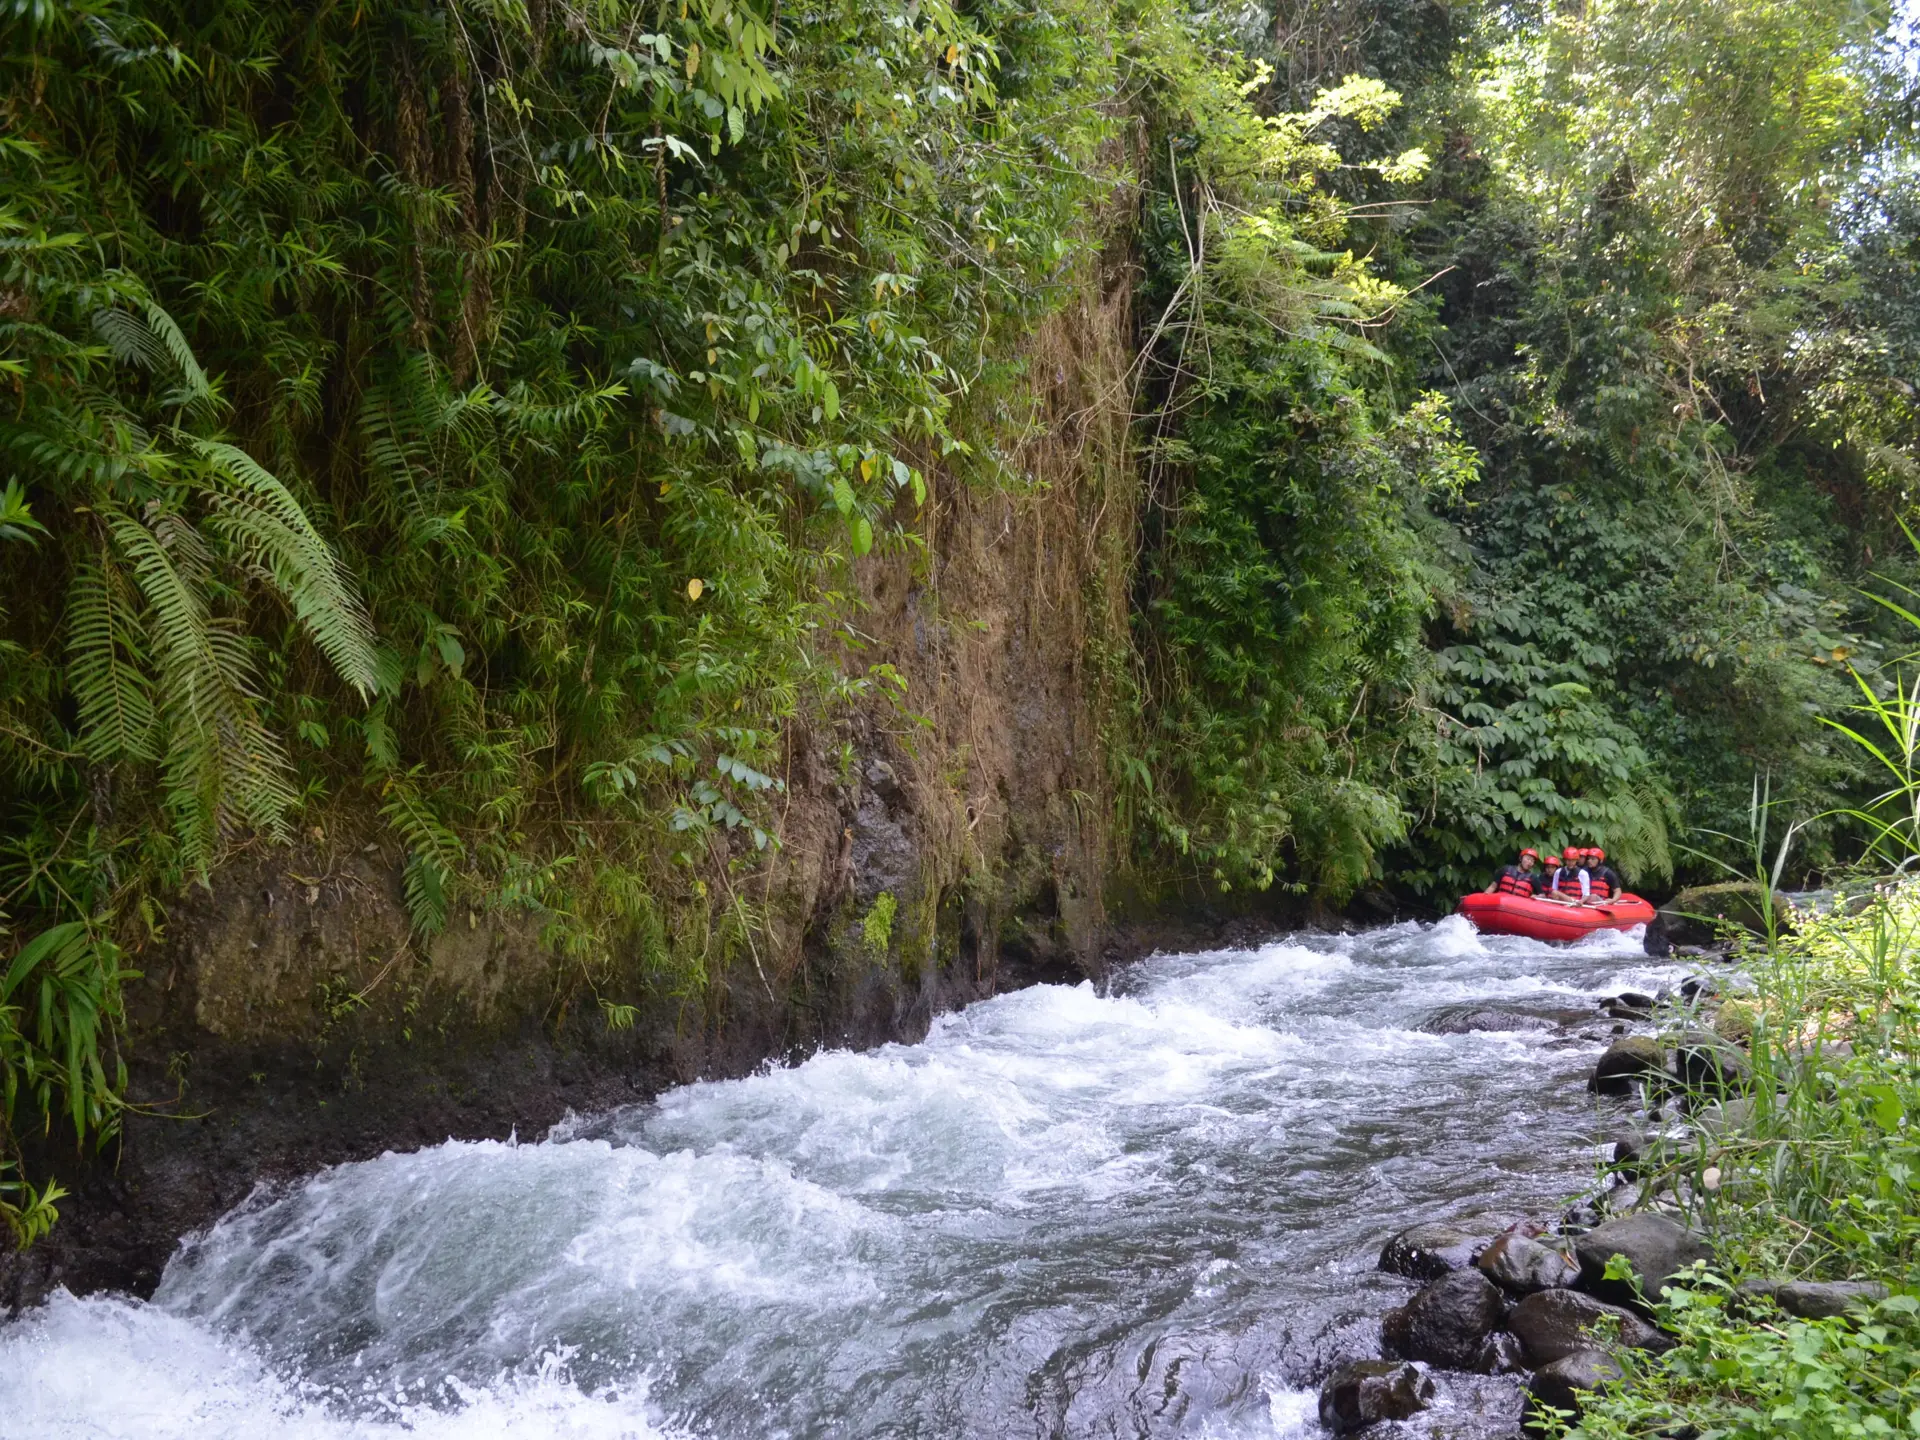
[1547,848,1591,901]
[1484,847,1542,897]
[1582,848,1623,903]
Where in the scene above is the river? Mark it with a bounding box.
[0,916,1677,1439]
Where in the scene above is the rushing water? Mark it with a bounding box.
[0,917,1680,1440]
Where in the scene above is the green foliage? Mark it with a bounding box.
[0,0,1157,1233]
[1123,54,1469,900]
[1380,0,1914,892]
[860,890,897,956]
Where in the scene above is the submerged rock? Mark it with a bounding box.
[1509,1288,1673,1364]
[1574,1212,1713,1304]
[1525,1350,1623,1425]
[1419,1005,1559,1035]
[1739,1278,1890,1319]
[1477,1232,1581,1294]
[1382,1269,1509,1369]
[1588,1038,1666,1096]
[1317,1360,1435,1434]
[1379,1216,1507,1281]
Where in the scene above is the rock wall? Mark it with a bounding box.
[0,244,1144,1308]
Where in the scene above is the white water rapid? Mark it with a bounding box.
[0,917,1679,1439]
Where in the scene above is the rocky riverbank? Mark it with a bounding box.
[1320,939,1890,1438]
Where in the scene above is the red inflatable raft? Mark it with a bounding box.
[1457,890,1655,942]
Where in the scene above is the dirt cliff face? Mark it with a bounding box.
[0,257,1144,1309]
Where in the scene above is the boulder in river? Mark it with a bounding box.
[1738,1278,1890,1319]
[1418,1005,1559,1035]
[1525,1350,1623,1426]
[1660,882,1788,946]
[1476,1232,1581,1294]
[1509,1288,1673,1364]
[1670,1029,1751,1097]
[1379,1216,1508,1281]
[1574,1212,1713,1304]
[1382,1269,1509,1370]
[1588,1037,1666,1096]
[1317,1360,1435,1434]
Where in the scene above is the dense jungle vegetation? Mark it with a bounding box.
[0,0,1915,1236]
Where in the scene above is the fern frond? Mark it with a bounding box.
[380,778,464,936]
[106,504,295,866]
[89,294,211,404]
[194,438,379,697]
[67,556,158,763]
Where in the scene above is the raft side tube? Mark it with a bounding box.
[1457,891,1655,941]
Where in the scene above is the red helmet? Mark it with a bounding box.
[1542,852,1562,867]
[1519,847,1539,862]
[1588,848,1606,863]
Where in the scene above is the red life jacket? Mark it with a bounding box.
[1496,866,1537,897]
[1589,871,1616,901]
[1551,868,1588,898]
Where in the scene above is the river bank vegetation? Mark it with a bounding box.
[2,0,1916,1240]
[1553,881,1920,1437]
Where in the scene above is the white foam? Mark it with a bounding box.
[0,1291,678,1440]
[1,918,1661,1436]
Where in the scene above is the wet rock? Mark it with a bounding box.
[1561,1200,1605,1235]
[1671,1030,1751,1097]
[1574,1213,1714,1304]
[1696,1095,1767,1136]
[1477,1232,1582,1293]
[1643,915,1673,957]
[1317,1360,1435,1434]
[1419,1006,1558,1035]
[1605,991,1656,1018]
[1679,976,1719,1005]
[1379,1217,1507,1281]
[1525,1350,1623,1425]
[1738,1278,1890,1319]
[1510,1288,1673,1364]
[1471,1331,1530,1375]
[1608,1135,1644,1177]
[1382,1269,1509,1369]
[1589,1037,1666,1096]
[1660,882,1788,946]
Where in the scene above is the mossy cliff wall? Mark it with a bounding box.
[0,258,1142,1307]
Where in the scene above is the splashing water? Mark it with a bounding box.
[0,918,1675,1439]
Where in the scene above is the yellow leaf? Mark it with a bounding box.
[659,481,671,496]
[705,322,716,343]
[687,577,705,600]
[684,42,700,77]
[944,43,959,64]
[860,456,877,481]
[707,347,718,365]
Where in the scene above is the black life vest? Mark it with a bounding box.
[1589,869,1617,901]
[1495,866,1537,897]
